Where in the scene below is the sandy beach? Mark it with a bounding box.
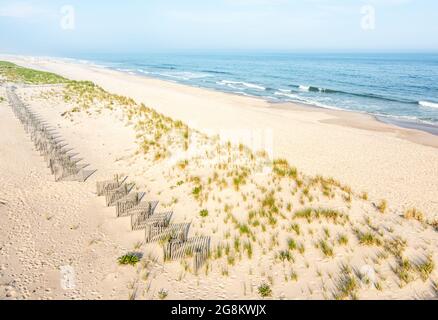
[1,56,438,300]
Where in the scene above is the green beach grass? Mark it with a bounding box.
[0,61,68,84]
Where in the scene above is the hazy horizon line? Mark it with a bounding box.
[2,50,438,57]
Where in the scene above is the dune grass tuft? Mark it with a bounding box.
[272,159,297,179]
[376,200,387,213]
[356,231,382,247]
[293,208,347,225]
[334,270,359,300]
[158,289,168,300]
[318,240,334,258]
[337,234,349,246]
[404,208,424,222]
[199,209,209,218]
[415,256,435,281]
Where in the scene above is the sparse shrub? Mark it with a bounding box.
[118,253,141,266]
[258,283,272,298]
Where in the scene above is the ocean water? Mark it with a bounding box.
[71,53,438,125]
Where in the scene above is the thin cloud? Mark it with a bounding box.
[0,2,48,18]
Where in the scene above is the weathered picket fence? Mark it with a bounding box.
[130,207,169,231]
[96,175,211,273]
[164,236,211,272]
[7,87,95,182]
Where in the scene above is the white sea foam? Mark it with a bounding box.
[216,80,238,90]
[419,101,438,109]
[137,69,150,74]
[116,68,133,73]
[62,57,105,69]
[242,82,265,91]
[219,80,265,91]
[155,71,209,80]
[299,85,310,91]
[274,91,344,111]
[274,91,300,100]
[232,91,252,97]
[307,100,344,111]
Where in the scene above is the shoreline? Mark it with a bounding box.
[74,57,438,140]
[2,54,438,148]
[109,70,438,141]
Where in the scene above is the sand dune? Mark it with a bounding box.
[1,57,438,300]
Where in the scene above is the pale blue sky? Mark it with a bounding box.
[1,0,437,54]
